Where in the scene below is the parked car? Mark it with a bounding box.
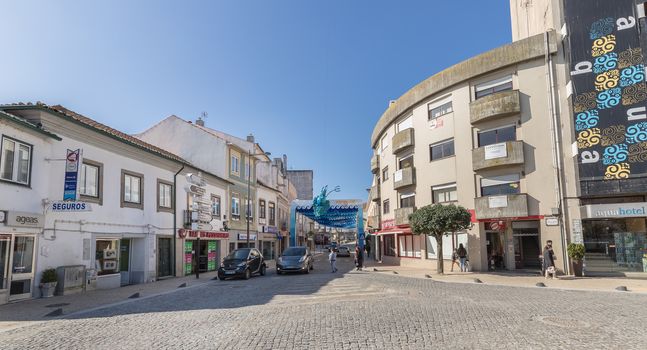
[276,246,314,274]
[218,248,266,280]
[336,246,351,257]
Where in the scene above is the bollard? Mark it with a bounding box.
[616,286,628,292]
[425,274,432,279]
[473,278,483,284]
[128,292,140,299]
[536,282,546,288]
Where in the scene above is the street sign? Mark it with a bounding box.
[184,184,206,196]
[63,149,81,201]
[545,217,559,226]
[192,222,213,231]
[186,173,206,186]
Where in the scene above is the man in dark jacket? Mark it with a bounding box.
[543,240,556,279]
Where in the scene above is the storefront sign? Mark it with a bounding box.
[237,233,257,241]
[565,0,646,181]
[262,233,276,240]
[545,217,559,226]
[382,219,395,229]
[179,229,229,239]
[488,195,508,208]
[581,202,647,219]
[63,149,81,201]
[264,226,278,233]
[6,211,44,228]
[50,201,92,212]
[484,143,507,160]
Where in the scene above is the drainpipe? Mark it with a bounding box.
[173,165,185,277]
[544,31,570,274]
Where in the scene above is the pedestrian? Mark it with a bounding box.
[457,243,468,272]
[329,248,338,273]
[451,249,460,272]
[365,243,371,260]
[543,240,556,279]
[355,246,364,271]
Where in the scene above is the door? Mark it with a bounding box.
[120,239,131,286]
[250,250,260,272]
[157,238,172,277]
[9,236,35,301]
[198,240,209,273]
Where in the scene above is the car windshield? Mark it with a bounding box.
[282,248,306,256]
[339,247,348,251]
[225,249,250,260]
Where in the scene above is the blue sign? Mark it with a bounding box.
[63,149,80,201]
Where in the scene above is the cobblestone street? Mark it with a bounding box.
[1,256,647,349]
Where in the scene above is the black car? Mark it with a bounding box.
[276,246,314,274]
[218,248,266,280]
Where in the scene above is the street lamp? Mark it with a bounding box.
[246,149,271,248]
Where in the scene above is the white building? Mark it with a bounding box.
[0,103,229,304]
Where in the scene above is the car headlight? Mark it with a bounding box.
[299,256,306,263]
[237,262,246,268]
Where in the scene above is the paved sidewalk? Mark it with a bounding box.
[364,259,647,293]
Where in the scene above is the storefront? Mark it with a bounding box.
[230,231,257,250]
[259,226,280,260]
[479,218,543,271]
[0,210,42,304]
[93,234,149,289]
[580,201,647,276]
[179,229,228,275]
[157,236,173,278]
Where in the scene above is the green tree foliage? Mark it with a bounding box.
[409,204,472,274]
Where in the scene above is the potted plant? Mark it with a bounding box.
[567,243,585,277]
[40,268,58,298]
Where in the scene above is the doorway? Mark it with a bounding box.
[512,221,541,269]
[9,235,36,301]
[120,239,131,286]
[157,238,172,278]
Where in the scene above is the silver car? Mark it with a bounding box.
[337,246,351,257]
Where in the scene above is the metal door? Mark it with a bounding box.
[157,238,172,277]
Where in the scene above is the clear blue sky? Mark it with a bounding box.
[0,0,511,200]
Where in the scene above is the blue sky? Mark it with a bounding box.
[0,0,511,200]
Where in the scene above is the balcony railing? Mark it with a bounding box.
[367,216,380,229]
[472,140,524,171]
[393,167,415,190]
[474,193,528,220]
[371,154,380,174]
[370,185,380,202]
[395,207,416,226]
[470,90,520,124]
[392,128,415,154]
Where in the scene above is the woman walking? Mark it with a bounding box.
[355,246,364,271]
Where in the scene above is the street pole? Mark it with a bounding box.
[246,150,251,248]
[196,236,200,279]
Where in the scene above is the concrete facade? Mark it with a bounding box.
[287,170,313,200]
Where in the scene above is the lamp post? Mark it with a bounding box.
[246,149,271,248]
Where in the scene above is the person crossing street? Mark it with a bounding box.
[329,248,338,273]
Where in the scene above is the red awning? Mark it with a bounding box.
[374,226,412,235]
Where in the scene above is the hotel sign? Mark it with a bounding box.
[581,202,647,219]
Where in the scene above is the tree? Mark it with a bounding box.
[409,204,472,275]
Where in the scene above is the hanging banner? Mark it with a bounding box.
[565,0,646,180]
[63,149,81,201]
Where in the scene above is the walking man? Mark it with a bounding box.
[329,248,338,273]
[355,246,364,271]
[457,243,468,272]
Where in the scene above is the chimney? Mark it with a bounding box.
[246,134,255,143]
[196,118,204,127]
[283,154,287,172]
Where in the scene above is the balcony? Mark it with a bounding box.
[371,154,380,174]
[392,128,415,154]
[395,207,416,226]
[474,193,528,220]
[472,141,524,171]
[370,185,380,202]
[393,167,415,190]
[367,216,380,229]
[470,90,520,124]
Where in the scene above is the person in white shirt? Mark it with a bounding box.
[329,248,338,273]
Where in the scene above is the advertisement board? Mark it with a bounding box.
[565,0,647,180]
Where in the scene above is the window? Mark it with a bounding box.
[382,167,389,181]
[157,180,173,212]
[96,239,120,276]
[245,159,251,178]
[383,199,390,214]
[432,184,457,203]
[477,125,516,147]
[398,235,415,258]
[400,193,415,208]
[480,174,520,196]
[211,195,221,218]
[121,170,143,209]
[79,159,102,204]
[428,101,453,120]
[259,199,266,219]
[427,233,468,260]
[429,139,455,161]
[269,202,276,226]
[231,194,240,220]
[380,133,389,152]
[0,136,31,185]
[398,155,414,169]
[475,75,513,99]
[230,154,240,175]
[383,235,396,256]
[396,115,413,132]
[245,197,253,220]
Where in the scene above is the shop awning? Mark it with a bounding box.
[374,227,412,235]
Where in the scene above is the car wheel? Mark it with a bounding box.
[218,275,225,281]
[310,263,314,271]
[260,265,266,276]
[277,270,283,275]
[244,269,251,280]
